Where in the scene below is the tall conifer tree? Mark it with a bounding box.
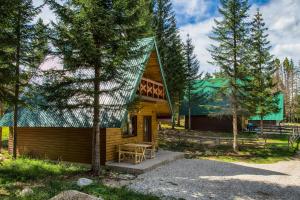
[245,10,279,135]
[209,0,250,152]
[153,0,186,128]
[185,35,202,131]
[0,0,48,158]
[45,0,147,174]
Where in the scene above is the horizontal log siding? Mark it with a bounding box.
[9,128,93,164]
[7,102,162,164]
[106,102,158,161]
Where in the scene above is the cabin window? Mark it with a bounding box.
[122,115,138,137]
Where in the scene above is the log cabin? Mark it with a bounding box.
[0,37,173,165]
[180,78,284,132]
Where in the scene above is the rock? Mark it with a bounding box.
[118,173,136,180]
[77,178,93,187]
[50,190,103,200]
[19,187,33,197]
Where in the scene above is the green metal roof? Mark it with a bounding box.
[180,78,230,116]
[180,78,284,121]
[0,37,173,128]
[249,93,284,121]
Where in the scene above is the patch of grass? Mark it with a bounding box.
[0,156,86,182]
[0,154,159,200]
[1,127,9,148]
[159,131,299,164]
[205,145,296,164]
[1,179,159,200]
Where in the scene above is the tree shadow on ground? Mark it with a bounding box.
[130,159,300,200]
[161,176,300,200]
[164,159,287,177]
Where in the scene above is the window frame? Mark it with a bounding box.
[122,115,138,138]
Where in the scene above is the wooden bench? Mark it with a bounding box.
[118,144,143,164]
[141,142,156,159]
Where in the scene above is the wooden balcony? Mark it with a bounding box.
[137,77,166,101]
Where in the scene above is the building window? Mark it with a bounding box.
[122,115,138,137]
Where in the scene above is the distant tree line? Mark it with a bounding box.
[274,58,300,123]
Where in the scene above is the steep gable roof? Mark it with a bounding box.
[0,37,173,128]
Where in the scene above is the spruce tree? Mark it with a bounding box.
[209,0,250,152]
[184,34,202,131]
[245,9,279,135]
[0,0,18,114]
[153,0,186,128]
[44,0,147,174]
[0,0,48,158]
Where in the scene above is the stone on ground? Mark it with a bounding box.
[77,178,93,187]
[19,187,33,197]
[50,190,103,200]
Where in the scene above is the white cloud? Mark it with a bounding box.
[257,0,300,62]
[172,0,213,25]
[179,18,217,73]
[178,0,300,73]
[173,0,208,17]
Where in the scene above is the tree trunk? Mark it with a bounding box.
[171,114,175,129]
[13,6,21,159]
[92,66,101,175]
[188,106,191,131]
[260,116,267,144]
[260,117,264,135]
[232,106,238,152]
[177,112,180,126]
[0,102,3,116]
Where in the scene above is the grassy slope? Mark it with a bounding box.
[159,129,299,164]
[0,153,159,200]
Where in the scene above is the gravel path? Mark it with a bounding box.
[129,157,300,200]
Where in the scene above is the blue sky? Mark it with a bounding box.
[34,0,300,73]
[173,0,270,26]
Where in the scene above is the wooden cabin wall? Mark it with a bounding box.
[105,101,158,161]
[7,101,160,164]
[7,127,99,164]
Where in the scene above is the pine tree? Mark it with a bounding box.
[153,0,186,128]
[0,0,17,115]
[209,0,250,152]
[245,9,279,135]
[44,0,147,175]
[0,0,48,158]
[274,58,284,92]
[184,34,202,131]
[283,57,294,122]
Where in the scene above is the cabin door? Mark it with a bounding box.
[143,116,152,142]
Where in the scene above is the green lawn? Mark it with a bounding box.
[0,153,159,200]
[1,127,9,148]
[159,130,299,164]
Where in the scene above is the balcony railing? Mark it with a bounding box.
[137,77,166,101]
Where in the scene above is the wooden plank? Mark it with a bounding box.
[9,127,93,164]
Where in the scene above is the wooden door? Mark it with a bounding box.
[143,116,152,142]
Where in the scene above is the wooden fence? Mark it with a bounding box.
[253,125,300,135]
[160,132,262,146]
